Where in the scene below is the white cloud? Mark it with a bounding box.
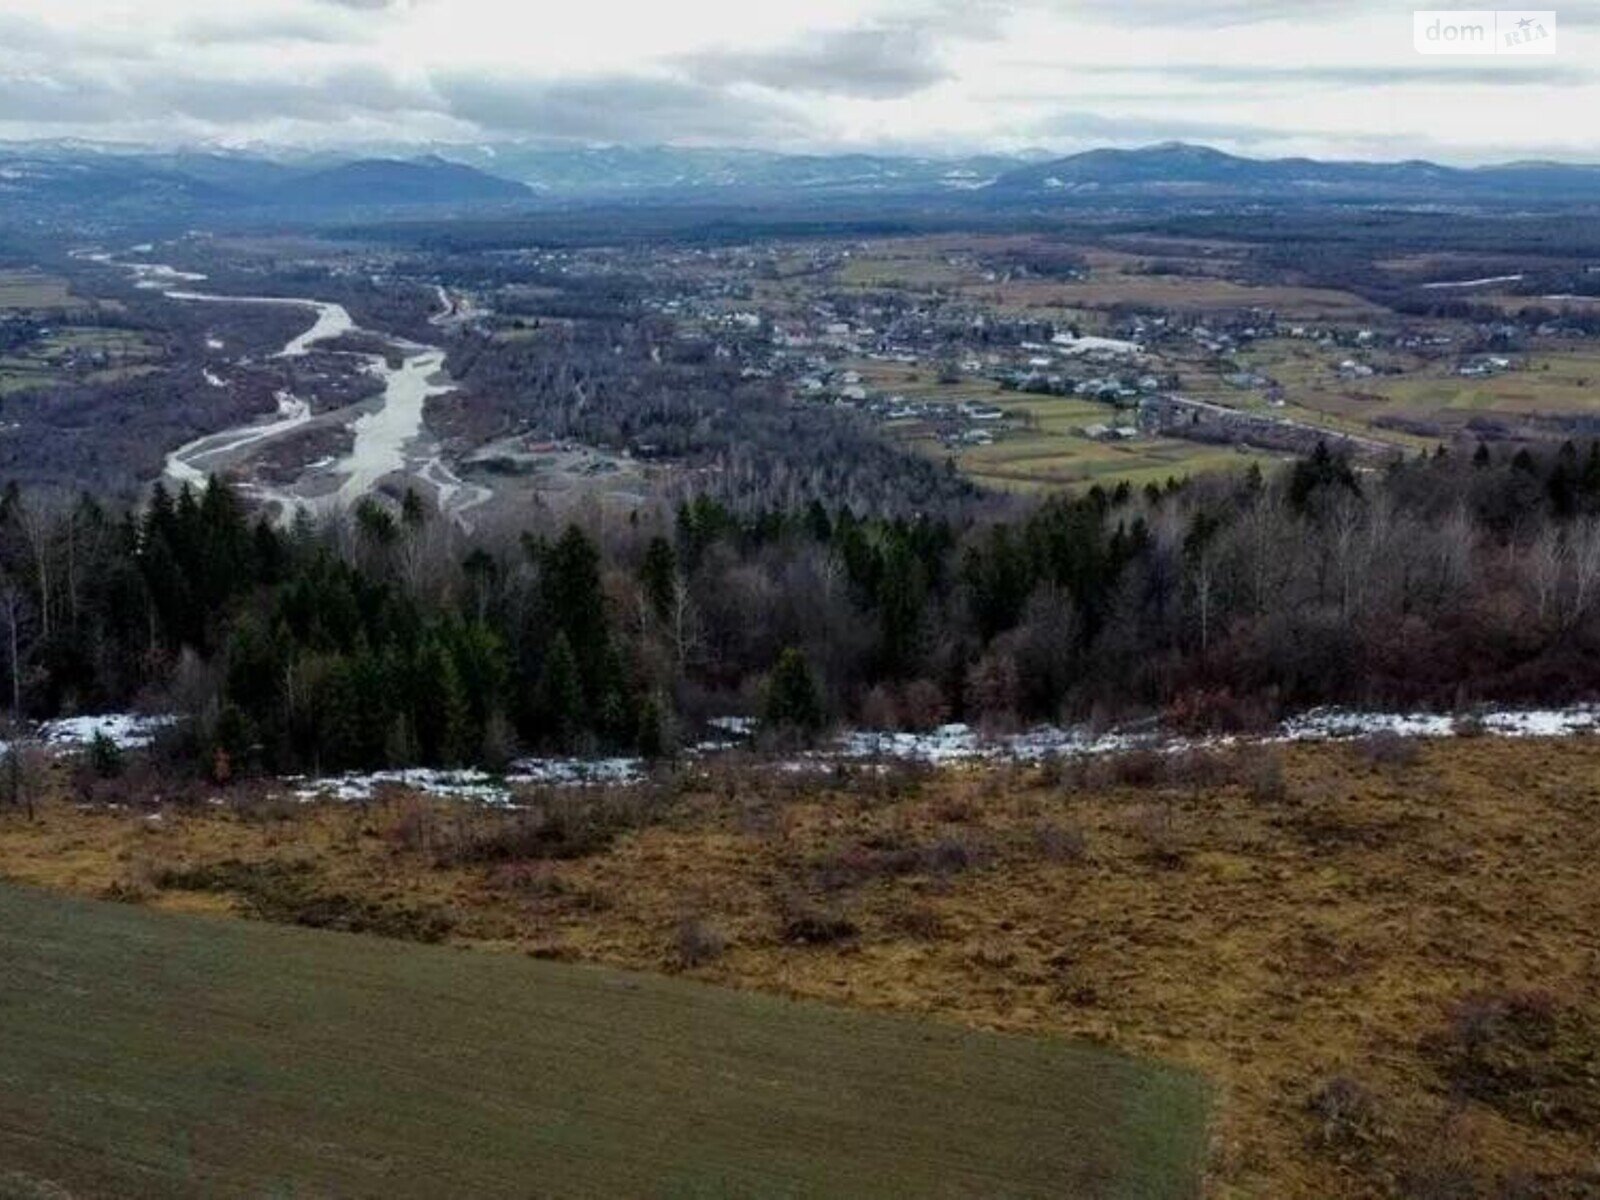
[0,0,1595,160]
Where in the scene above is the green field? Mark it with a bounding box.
[928,427,1273,493]
[0,884,1207,1198]
[0,325,162,394]
[0,270,78,310]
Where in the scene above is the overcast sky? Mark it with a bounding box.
[2,0,1598,162]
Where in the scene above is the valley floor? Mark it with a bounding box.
[2,737,1598,1197]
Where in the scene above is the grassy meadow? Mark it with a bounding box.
[0,881,1206,1199]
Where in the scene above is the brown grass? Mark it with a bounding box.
[2,739,1598,1197]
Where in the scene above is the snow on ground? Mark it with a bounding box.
[1051,333,1143,357]
[1420,274,1525,290]
[292,757,645,805]
[36,714,176,750]
[291,769,516,805]
[18,704,1600,804]
[1276,706,1600,741]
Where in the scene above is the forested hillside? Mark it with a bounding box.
[4,439,1600,776]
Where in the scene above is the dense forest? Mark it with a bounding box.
[3,438,1600,777]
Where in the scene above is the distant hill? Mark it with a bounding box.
[266,156,532,209]
[0,144,531,222]
[987,141,1600,203]
[431,144,1035,197]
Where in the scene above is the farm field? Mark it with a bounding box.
[3,737,1597,1197]
[825,237,1384,320]
[0,881,1207,1199]
[965,275,1383,320]
[945,430,1269,492]
[0,325,163,395]
[848,361,1281,491]
[1356,346,1600,422]
[0,269,79,310]
[1228,336,1600,426]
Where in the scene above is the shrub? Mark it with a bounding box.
[1133,802,1185,869]
[1424,989,1600,1131]
[1357,730,1420,767]
[673,917,727,967]
[1032,821,1088,864]
[1096,748,1165,789]
[810,833,987,890]
[437,787,667,865]
[1163,748,1238,791]
[886,899,947,940]
[387,796,437,854]
[899,679,950,732]
[777,895,858,945]
[859,685,900,731]
[1305,1076,1390,1158]
[1240,744,1289,803]
[88,732,123,780]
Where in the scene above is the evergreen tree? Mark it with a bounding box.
[538,632,586,750]
[639,535,678,623]
[763,646,825,737]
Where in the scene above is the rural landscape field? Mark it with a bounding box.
[3,1,1600,1197]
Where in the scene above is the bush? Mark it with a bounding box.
[809,832,988,890]
[1032,821,1088,864]
[1357,730,1420,767]
[437,787,667,865]
[1240,744,1289,803]
[673,917,727,967]
[1305,1076,1390,1158]
[886,899,947,940]
[1133,802,1185,869]
[88,732,123,780]
[386,797,437,854]
[1096,748,1165,789]
[1424,989,1600,1131]
[777,895,858,945]
[899,680,950,732]
[1163,748,1239,791]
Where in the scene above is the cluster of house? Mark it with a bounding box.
[1458,356,1513,378]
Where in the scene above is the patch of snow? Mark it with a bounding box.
[1051,333,1143,357]
[293,768,513,805]
[292,757,644,805]
[1420,274,1523,290]
[508,756,644,787]
[37,713,176,750]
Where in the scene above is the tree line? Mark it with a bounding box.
[3,439,1600,776]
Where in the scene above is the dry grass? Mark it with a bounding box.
[2,739,1599,1197]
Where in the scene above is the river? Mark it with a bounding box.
[81,250,491,527]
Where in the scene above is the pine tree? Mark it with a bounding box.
[877,536,925,678]
[763,646,825,737]
[542,525,608,696]
[538,632,586,750]
[640,535,678,623]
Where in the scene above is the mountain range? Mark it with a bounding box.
[5,140,1600,225]
[986,141,1600,203]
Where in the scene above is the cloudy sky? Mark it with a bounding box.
[1,0,1598,162]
